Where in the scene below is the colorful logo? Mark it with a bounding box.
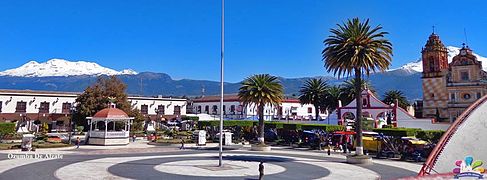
[453,156,485,179]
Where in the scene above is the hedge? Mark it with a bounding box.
[372,128,421,137]
[283,123,302,130]
[0,123,16,139]
[416,130,445,143]
[198,120,254,127]
[198,120,346,133]
[182,116,199,121]
[301,124,345,132]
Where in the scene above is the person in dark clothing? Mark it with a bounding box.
[180,138,185,150]
[75,137,80,149]
[259,161,264,180]
[327,136,332,155]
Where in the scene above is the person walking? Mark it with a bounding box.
[326,136,332,155]
[259,161,264,180]
[132,134,137,142]
[75,137,80,149]
[180,138,185,150]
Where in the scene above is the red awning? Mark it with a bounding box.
[334,131,356,135]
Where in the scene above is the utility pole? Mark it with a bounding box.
[218,0,225,167]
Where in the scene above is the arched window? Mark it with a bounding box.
[212,105,218,114]
[429,57,435,72]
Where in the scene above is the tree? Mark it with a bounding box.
[340,79,375,106]
[323,18,393,155]
[0,123,16,140]
[299,78,328,120]
[382,90,409,109]
[238,74,283,144]
[74,76,144,130]
[323,85,342,113]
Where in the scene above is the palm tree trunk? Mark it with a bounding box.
[354,68,364,155]
[258,104,265,144]
[315,105,320,121]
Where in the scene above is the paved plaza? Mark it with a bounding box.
[0,140,421,180]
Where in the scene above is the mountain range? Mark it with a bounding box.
[0,46,486,100]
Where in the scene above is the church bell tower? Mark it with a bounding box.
[421,32,449,119]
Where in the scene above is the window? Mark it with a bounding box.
[429,58,435,72]
[0,101,2,113]
[463,93,471,100]
[451,93,456,100]
[157,105,165,115]
[174,106,181,115]
[16,101,27,113]
[238,105,243,114]
[205,105,209,114]
[431,93,435,98]
[62,103,71,114]
[308,107,312,113]
[477,92,482,99]
[212,105,217,114]
[197,106,202,113]
[39,102,50,113]
[141,105,148,114]
[362,98,367,107]
[277,106,282,115]
[223,105,226,114]
[461,71,469,81]
[230,105,235,114]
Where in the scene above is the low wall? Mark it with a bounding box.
[88,137,129,145]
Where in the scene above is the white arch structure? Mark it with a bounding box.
[419,95,487,176]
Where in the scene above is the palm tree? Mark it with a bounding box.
[324,85,342,112]
[238,74,284,144]
[299,78,329,120]
[323,18,393,155]
[383,90,410,109]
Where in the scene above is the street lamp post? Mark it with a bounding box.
[69,106,76,144]
[218,0,225,167]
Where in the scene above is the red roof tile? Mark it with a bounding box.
[93,108,129,118]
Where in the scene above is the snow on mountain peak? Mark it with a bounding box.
[391,46,487,73]
[0,59,138,77]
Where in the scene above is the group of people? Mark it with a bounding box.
[318,133,352,155]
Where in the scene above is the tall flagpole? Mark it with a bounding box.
[218,0,225,167]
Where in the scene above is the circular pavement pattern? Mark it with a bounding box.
[108,155,332,180]
[154,160,286,177]
[0,149,419,180]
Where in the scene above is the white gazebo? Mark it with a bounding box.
[86,103,134,145]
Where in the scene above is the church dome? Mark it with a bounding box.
[93,107,129,118]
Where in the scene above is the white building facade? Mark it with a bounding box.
[0,89,186,132]
[192,95,329,121]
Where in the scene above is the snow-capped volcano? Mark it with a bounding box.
[0,59,137,77]
[391,46,487,73]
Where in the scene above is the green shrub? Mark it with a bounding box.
[301,124,344,132]
[373,128,421,137]
[198,120,254,128]
[0,123,16,140]
[34,142,72,148]
[182,116,199,121]
[361,120,375,131]
[283,123,302,130]
[416,130,445,143]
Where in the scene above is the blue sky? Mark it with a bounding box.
[0,1,486,82]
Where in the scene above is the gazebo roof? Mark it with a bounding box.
[93,107,129,119]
